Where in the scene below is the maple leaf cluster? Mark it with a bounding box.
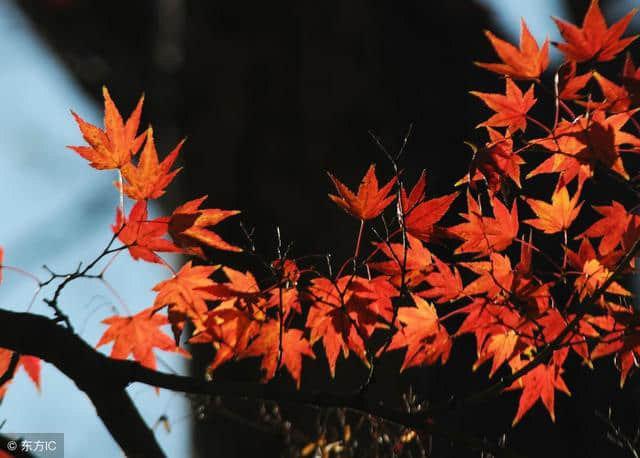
[5,0,640,435]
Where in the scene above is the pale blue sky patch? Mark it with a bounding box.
[0,2,191,457]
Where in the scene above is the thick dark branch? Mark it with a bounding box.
[0,309,523,458]
[0,310,165,458]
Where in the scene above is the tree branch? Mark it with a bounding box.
[0,309,523,458]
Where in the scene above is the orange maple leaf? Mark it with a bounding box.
[400,172,458,242]
[458,128,524,195]
[168,196,241,257]
[96,307,189,370]
[328,164,397,220]
[506,356,570,425]
[152,262,220,340]
[68,87,145,170]
[475,19,549,80]
[449,191,519,256]
[471,79,536,134]
[118,128,184,200]
[460,252,514,299]
[113,200,182,264]
[240,320,315,389]
[524,186,583,234]
[419,256,463,304]
[574,71,631,113]
[385,294,451,371]
[552,0,638,63]
[305,277,375,376]
[557,61,592,100]
[579,200,635,255]
[368,234,433,288]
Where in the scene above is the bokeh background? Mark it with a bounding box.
[1,0,639,456]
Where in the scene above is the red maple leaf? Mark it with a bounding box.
[552,0,638,63]
[579,200,636,255]
[152,262,220,340]
[524,185,583,234]
[449,192,519,256]
[305,277,375,376]
[506,356,570,425]
[118,128,184,200]
[368,234,433,288]
[96,307,189,370]
[471,79,536,134]
[557,61,592,100]
[457,128,524,195]
[113,200,182,264]
[385,294,451,371]
[240,320,315,388]
[419,256,463,304]
[68,87,145,170]
[168,196,242,257]
[328,164,397,220]
[475,19,549,80]
[400,172,458,242]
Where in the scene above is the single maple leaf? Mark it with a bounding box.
[266,287,302,319]
[471,79,536,134]
[419,256,463,304]
[168,196,241,257]
[473,330,522,378]
[203,266,267,319]
[118,127,184,200]
[524,186,583,234]
[506,356,570,425]
[96,307,189,370]
[457,128,525,196]
[575,71,631,113]
[385,294,451,371]
[305,277,375,376]
[552,0,638,63]
[557,61,592,100]
[113,200,182,264]
[68,87,145,170]
[400,172,459,242]
[475,19,549,80]
[460,252,514,299]
[152,261,220,340]
[368,234,433,288]
[240,320,315,388]
[579,200,634,255]
[328,164,397,220]
[449,191,518,256]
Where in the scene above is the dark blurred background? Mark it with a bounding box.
[13,0,640,456]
